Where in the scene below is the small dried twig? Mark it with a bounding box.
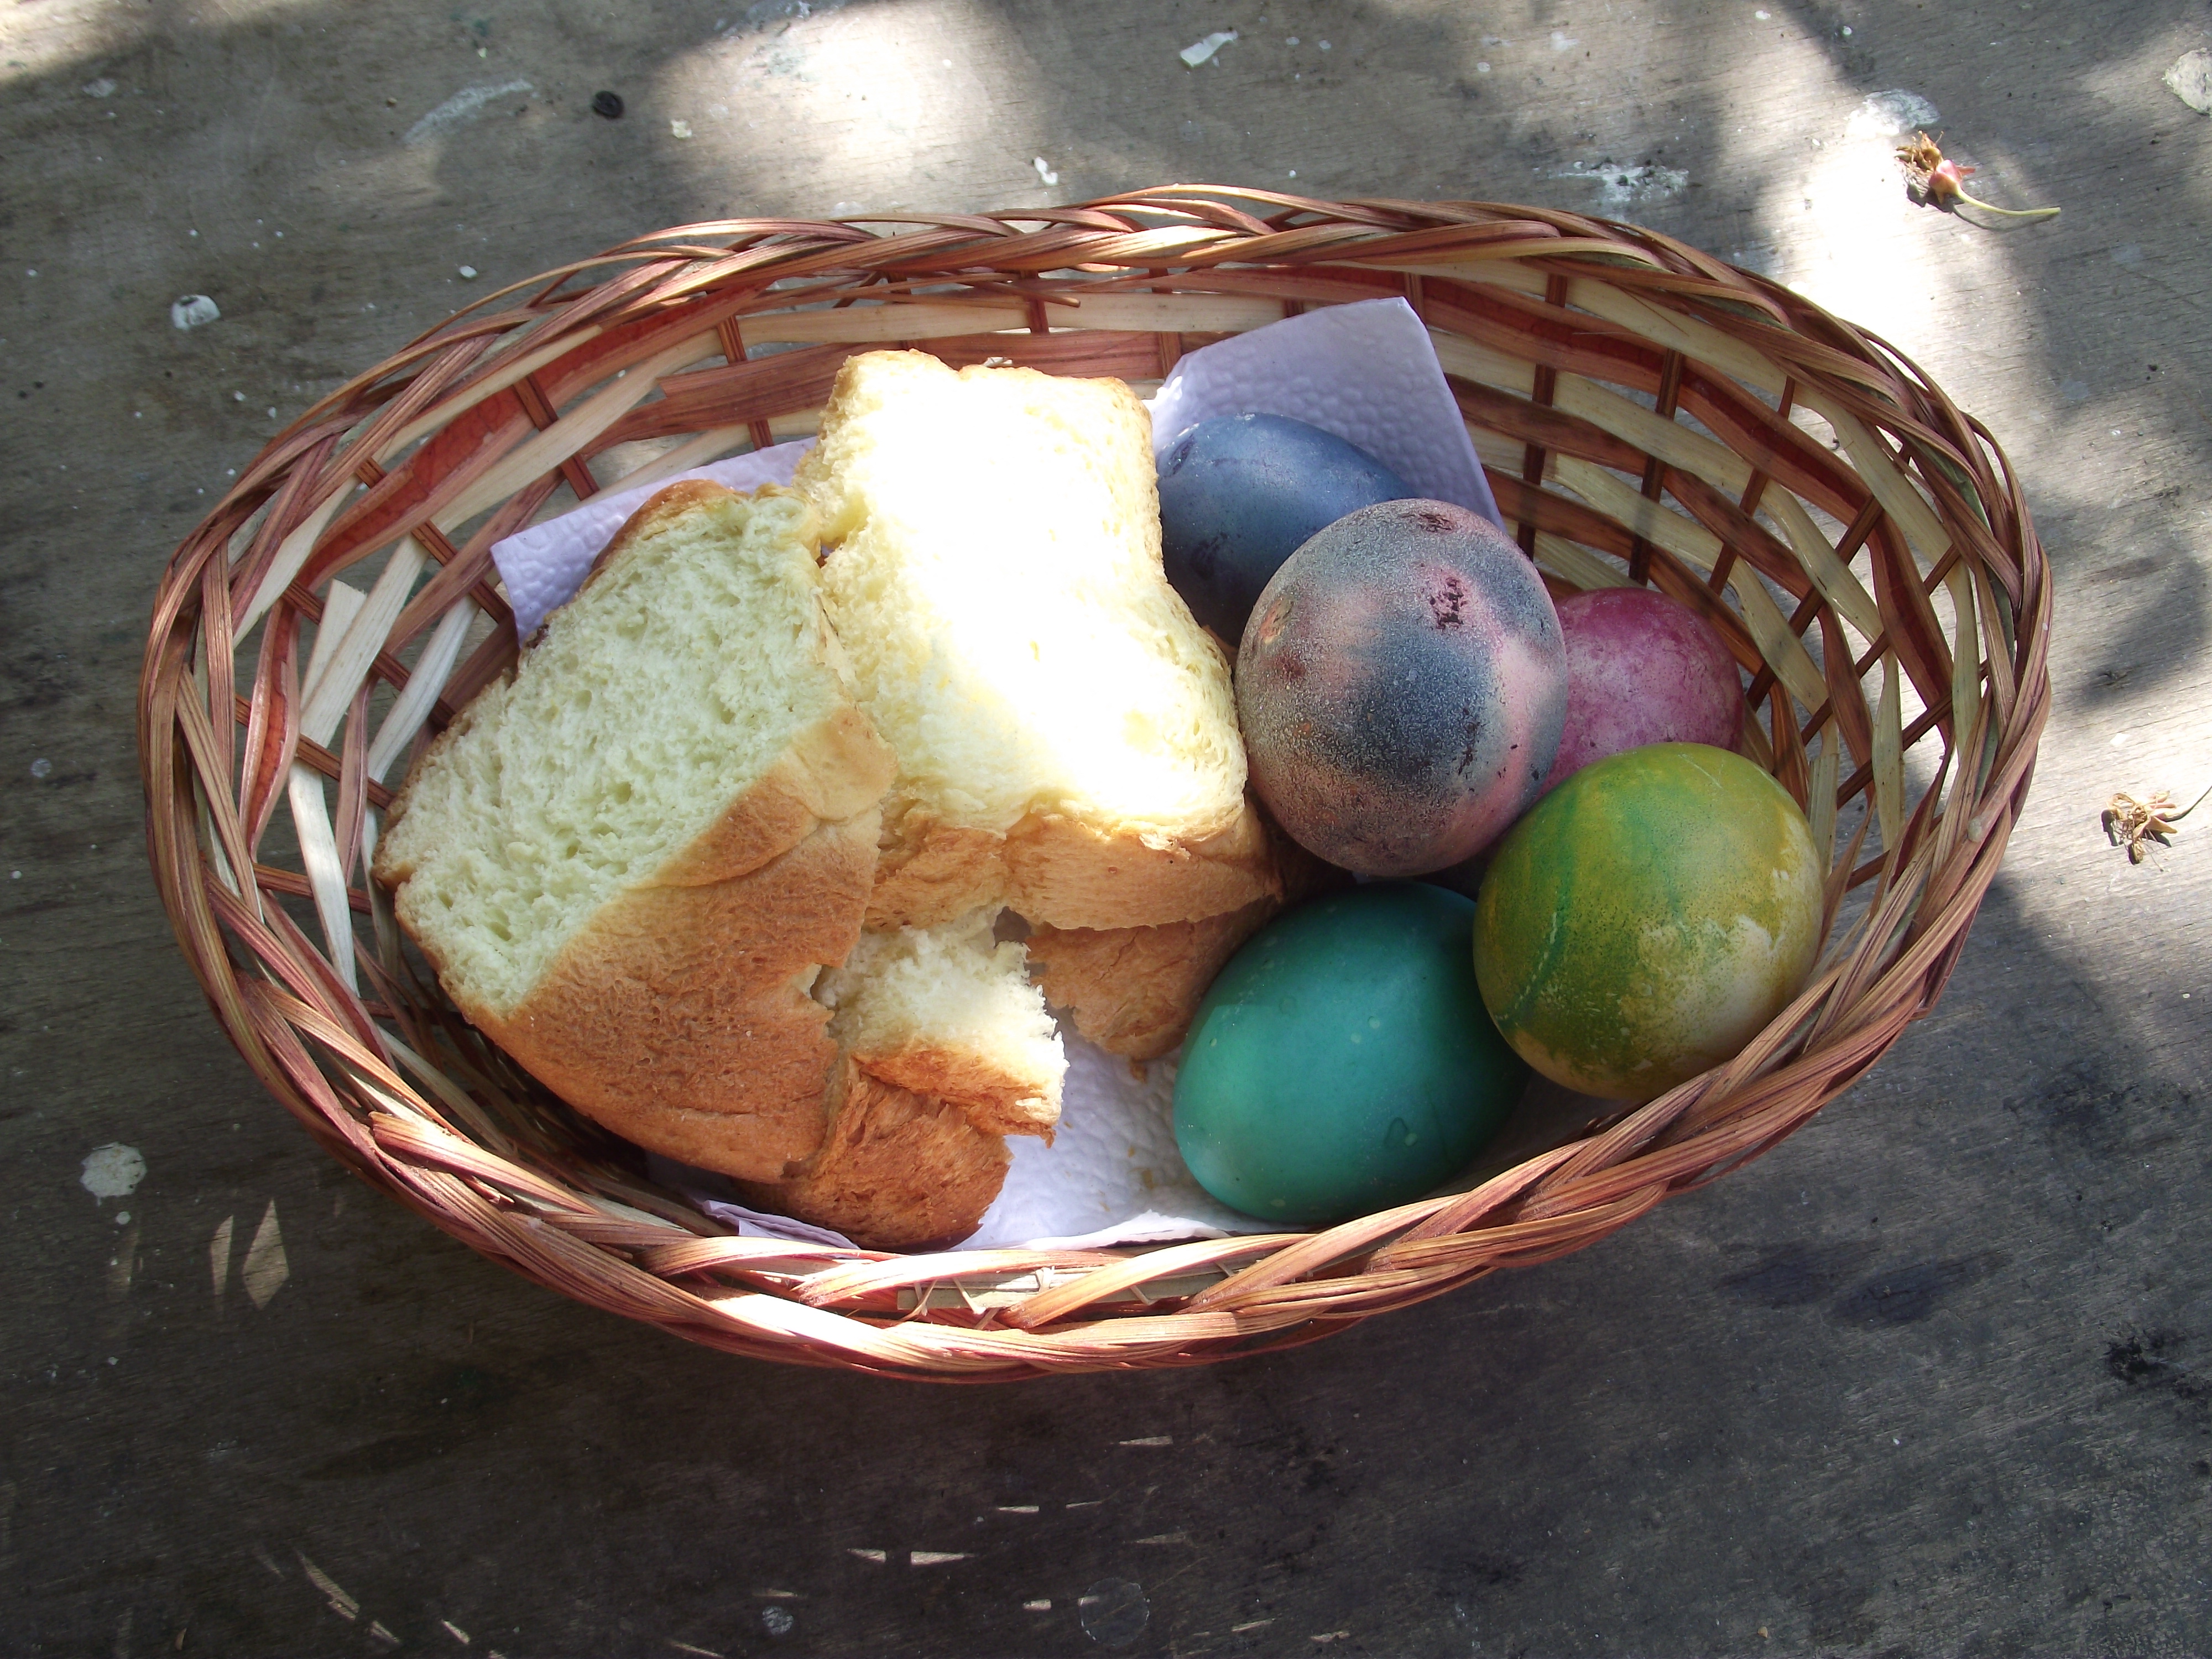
[2103,784,2212,863]
[1896,131,2060,222]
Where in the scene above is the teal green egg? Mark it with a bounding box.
[1173,882,1527,1226]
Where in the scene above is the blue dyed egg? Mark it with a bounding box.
[1173,883,1526,1226]
[1157,413,1413,641]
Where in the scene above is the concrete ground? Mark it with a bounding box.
[4,0,2211,1653]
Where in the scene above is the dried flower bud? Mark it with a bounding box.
[1894,131,2058,223]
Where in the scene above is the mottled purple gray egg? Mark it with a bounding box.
[1237,500,1568,877]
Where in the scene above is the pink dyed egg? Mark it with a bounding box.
[1540,587,1744,794]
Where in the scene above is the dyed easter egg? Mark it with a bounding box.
[1474,743,1823,1100]
[1237,499,1567,877]
[1157,414,1415,642]
[1541,587,1745,794]
[1175,883,1526,1226]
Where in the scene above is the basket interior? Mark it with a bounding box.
[142,191,2048,1380]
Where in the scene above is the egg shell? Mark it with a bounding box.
[1174,883,1527,1226]
[1542,587,1745,794]
[1157,414,1413,641]
[1237,499,1568,877]
[1473,743,1824,1100]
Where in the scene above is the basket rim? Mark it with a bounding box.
[138,186,2051,1381]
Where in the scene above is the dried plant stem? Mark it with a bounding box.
[1896,131,2060,223]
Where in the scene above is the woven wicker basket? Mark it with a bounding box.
[140,188,2049,1381]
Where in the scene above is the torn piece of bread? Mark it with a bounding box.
[1027,815,1356,1060]
[1026,898,1277,1063]
[374,481,898,1181]
[737,1058,1012,1250]
[816,910,1063,1140]
[795,350,1280,933]
[731,909,1058,1243]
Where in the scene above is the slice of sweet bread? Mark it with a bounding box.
[795,350,1280,935]
[374,481,897,1181]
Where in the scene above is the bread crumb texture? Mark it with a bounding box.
[820,909,1064,1138]
[377,484,881,1016]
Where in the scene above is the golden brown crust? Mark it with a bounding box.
[655,707,897,889]
[739,1059,1013,1248]
[1023,807,1354,1059]
[1026,896,1277,1061]
[853,1047,1057,1141]
[862,815,1007,930]
[863,801,1281,933]
[1004,798,1280,931]
[440,804,884,1184]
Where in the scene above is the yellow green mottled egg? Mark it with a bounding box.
[1473,743,1824,1100]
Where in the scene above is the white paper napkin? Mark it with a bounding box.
[1148,295,1505,530]
[666,1036,1256,1254]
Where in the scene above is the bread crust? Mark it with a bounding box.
[1025,812,1355,1058]
[452,810,883,1182]
[1005,799,1279,931]
[737,1058,1013,1248]
[1026,897,1277,1061]
[861,816,1006,931]
[653,709,896,889]
[864,800,1279,932]
[851,1046,1058,1140]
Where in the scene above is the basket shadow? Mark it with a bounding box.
[76,856,2182,1657]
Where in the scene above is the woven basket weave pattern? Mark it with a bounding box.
[140,189,2049,1381]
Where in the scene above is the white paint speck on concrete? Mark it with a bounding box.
[1179,30,1237,67]
[403,81,534,145]
[80,1144,146,1201]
